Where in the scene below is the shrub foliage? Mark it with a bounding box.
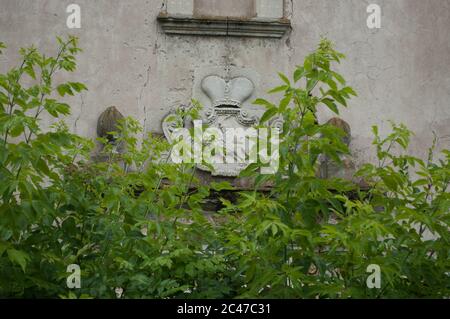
[0,37,448,298]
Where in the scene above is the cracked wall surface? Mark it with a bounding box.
[0,0,449,166]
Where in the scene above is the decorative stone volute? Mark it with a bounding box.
[326,117,351,146]
[319,117,355,180]
[97,106,124,143]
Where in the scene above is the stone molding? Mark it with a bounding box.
[157,14,291,38]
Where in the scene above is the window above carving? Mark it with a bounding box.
[194,0,256,18]
[158,0,290,38]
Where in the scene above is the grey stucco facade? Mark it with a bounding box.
[1,0,449,167]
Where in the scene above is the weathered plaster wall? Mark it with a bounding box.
[1,0,449,166]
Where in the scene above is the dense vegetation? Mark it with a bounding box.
[0,37,448,298]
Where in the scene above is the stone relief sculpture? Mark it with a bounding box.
[97,106,126,153]
[162,66,272,177]
[94,106,127,164]
[97,106,124,144]
[319,117,356,180]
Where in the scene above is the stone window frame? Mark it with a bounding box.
[158,0,291,38]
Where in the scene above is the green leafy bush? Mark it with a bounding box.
[0,37,448,298]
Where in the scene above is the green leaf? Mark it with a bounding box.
[294,67,305,82]
[10,121,24,137]
[372,125,379,136]
[35,158,50,176]
[325,78,337,91]
[68,82,87,93]
[0,242,9,257]
[44,99,70,117]
[253,98,275,109]
[268,85,288,94]
[331,71,346,85]
[279,93,292,112]
[321,98,339,114]
[260,107,278,123]
[56,84,66,96]
[412,179,429,187]
[211,181,234,191]
[239,162,260,177]
[329,90,347,107]
[304,56,314,72]
[24,65,36,80]
[341,86,357,97]
[7,249,30,272]
[278,72,290,86]
[56,84,73,97]
[55,102,70,116]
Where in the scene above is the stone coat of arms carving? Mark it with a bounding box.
[162,67,263,177]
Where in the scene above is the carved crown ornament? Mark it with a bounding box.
[162,67,282,177]
[200,74,259,129]
[202,75,254,108]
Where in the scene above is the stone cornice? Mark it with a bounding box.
[157,14,291,38]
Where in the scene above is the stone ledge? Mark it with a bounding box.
[157,14,291,38]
